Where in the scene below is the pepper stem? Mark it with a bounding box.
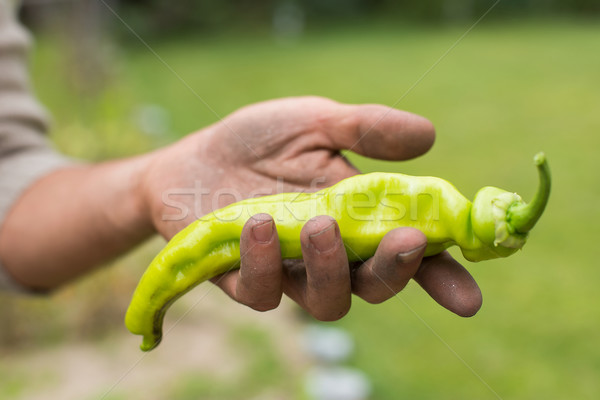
[507,152,551,234]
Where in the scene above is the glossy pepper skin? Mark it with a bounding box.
[126,153,551,351]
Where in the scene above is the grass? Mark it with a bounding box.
[7,17,599,399]
[168,324,295,399]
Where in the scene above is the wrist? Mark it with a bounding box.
[120,152,158,239]
[139,134,212,239]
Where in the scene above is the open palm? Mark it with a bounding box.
[143,96,482,320]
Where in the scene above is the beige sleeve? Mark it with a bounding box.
[0,0,73,291]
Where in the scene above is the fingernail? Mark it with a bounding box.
[396,244,427,264]
[309,223,337,253]
[252,220,273,243]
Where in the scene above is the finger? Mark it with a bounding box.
[236,213,283,311]
[322,102,436,161]
[211,214,283,312]
[300,216,351,321]
[352,227,427,304]
[414,251,482,317]
[210,270,238,299]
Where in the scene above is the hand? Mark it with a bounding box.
[142,96,482,318]
[220,214,481,320]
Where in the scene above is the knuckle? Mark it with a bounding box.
[244,298,281,312]
[354,279,398,304]
[241,267,276,283]
[363,292,392,305]
[310,305,350,322]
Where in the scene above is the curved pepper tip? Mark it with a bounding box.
[140,335,161,352]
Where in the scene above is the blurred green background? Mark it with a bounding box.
[1,0,599,399]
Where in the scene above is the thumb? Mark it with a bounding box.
[323,103,436,161]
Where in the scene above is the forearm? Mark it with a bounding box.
[0,155,155,290]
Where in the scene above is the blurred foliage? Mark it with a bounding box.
[20,0,600,40]
[106,0,600,34]
[168,325,294,399]
[0,240,158,352]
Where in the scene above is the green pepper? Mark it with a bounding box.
[126,153,550,351]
